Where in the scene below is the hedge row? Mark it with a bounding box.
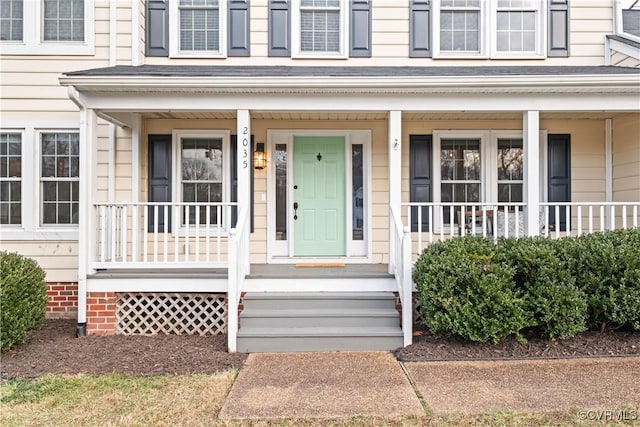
[0,251,48,351]
[414,229,640,344]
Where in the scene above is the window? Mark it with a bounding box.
[0,133,22,225]
[495,0,538,53]
[40,132,79,225]
[43,0,84,41]
[174,130,230,229]
[497,138,523,205]
[433,0,545,58]
[439,138,482,225]
[0,0,23,41]
[292,0,347,57]
[438,0,482,54]
[616,0,640,42]
[0,0,93,55]
[170,0,226,57]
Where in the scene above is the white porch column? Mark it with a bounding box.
[77,108,98,331]
[236,109,251,271]
[523,111,541,236]
[388,110,402,273]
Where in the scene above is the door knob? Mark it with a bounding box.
[293,202,298,220]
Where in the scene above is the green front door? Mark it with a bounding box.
[293,136,346,256]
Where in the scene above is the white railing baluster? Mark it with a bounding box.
[554,205,560,238]
[417,206,422,253]
[216,205,221,263]
[588,206,593,233]
[195,207,201,262]
[577,206,582,236]
[206,205,211,262]
[600,205,605,232]
[622,205,627,229]
[163,205,168,263]
[121,205,128,263]
[428,206,433,245]
[132,204,139,262]
[173,205,179,263]
[143,205,148,262]
[609,204,615,231]
[99,205,106,262]
[184,205,190,262]
[153,205,159,263]
[634,206,638,228]
[111,205,117,262]
[565,204,571,236]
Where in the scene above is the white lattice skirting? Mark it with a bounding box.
[116,293,227,335]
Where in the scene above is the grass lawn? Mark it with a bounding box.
[0,373,634,427]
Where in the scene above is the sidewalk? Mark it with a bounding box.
[219,352,640,420]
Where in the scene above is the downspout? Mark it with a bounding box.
[67,87,88,337]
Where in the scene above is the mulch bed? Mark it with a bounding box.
[395,327,640,362]
[2,320,639,378]
[1,319,247,378]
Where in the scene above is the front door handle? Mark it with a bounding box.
[293,202,298,220]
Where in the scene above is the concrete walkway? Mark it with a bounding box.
[218,352,424,419]
[219,352,640,420]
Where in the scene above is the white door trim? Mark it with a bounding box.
[266,129,372,264]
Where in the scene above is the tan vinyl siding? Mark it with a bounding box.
[1,241,79,283]
[612,114,640,202]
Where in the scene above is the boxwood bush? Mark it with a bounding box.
[414,228,640,344]
[413,236,530,344]
[0,251,48,351]
[496,237,587,339]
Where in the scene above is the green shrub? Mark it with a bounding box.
[497,237,587,339]
[0,251,48,351]
[557,229,640,331]
[414,237,530,344]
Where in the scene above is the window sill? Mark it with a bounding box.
[169,51,227,59]
[0,42,95,56]
[292,52,349,60]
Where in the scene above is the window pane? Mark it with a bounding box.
[622,5,640,37]
[352,144,364,241]
[40,132,79,225]
[275,144,287,240]
[497,139,523,180]
[300,8,341,53]
[0,133,21,225]
[0,0,23,41]
[43,0,84,41]
[496,10,537,52]
[440,11,479,52]
[179,3,220,51]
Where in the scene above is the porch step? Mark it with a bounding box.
[237,292,403,352]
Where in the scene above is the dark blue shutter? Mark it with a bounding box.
[230,135,255,232]
[229,0,250,56]
[268,0,291,57]
[548,0,569,57]
[350,0,371,57]
[409,0,431,57]
[548,134,571,231]
[146,0,169,57]
[410,135,432,232]
[148,135,172,232]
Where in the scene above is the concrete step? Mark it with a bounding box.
[242,292,397,310]
[240,308,400,328]
[236,327,404,352]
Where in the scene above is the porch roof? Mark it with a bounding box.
[64,65,640,78]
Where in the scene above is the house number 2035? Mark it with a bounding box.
[242,126,249,169]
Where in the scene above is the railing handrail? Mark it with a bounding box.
[540,201,640,206]
[93,201,238,207]
[402,202,527,207]
[227,205,250,353]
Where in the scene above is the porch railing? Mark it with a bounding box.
[92,202,237,269]
[227,206,250,353]
[403,201,640,257]
[390,205,412,347]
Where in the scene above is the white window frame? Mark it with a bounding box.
[432,0,546,59]
[291,0,349,59]
[0,124,80,241]
[169,0,227,58]
[38,130,80,228]
[172,129,231,236]
[0,0,94,55]
[615,0,640,43]
[0,131,23,228]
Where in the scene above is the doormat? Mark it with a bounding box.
[295,262,346,268]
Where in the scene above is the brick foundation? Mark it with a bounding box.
[46,282,78,319]
[86,292,117,336]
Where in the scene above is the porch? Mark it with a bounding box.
[59,65,640,352]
